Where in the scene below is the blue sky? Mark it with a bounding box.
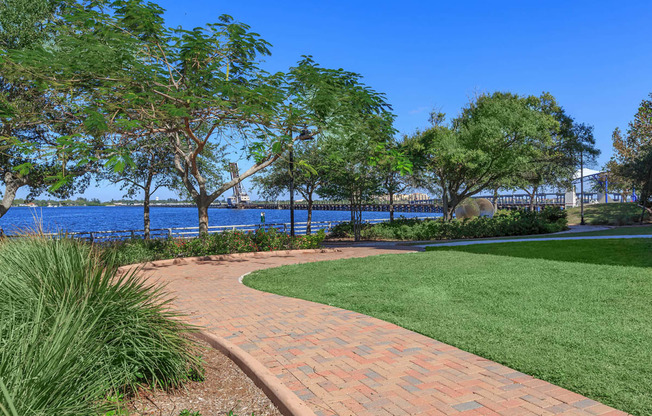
[46,0,652,200]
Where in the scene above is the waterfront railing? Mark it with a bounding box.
[5,216,434,242]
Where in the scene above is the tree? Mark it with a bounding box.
[508,93,597,210]
[620,146,652,219]
[610,94,652,218]
[318,110,402,241]
[374,138,412,221]
[101,137,174,239]
[406,92,557,220]
[252,141,325,234]
[0,0,102,220]
[62,0,393,234]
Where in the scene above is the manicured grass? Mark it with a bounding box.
[566,203,649,225]
[552,225,652,238]
[244,239,652,415]
[404,224,652,245]
[428,238,652,268]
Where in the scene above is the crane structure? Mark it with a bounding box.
[227,163,250,207]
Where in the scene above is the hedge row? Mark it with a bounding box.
[104,228,326,266]
[330,207,568,241]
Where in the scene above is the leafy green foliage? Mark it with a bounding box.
[104,228,326,266]
[610,94,652,211]
[330,208,567,241]
[406,92,560,220]
[179,410,201,416]
[508,95,599,205]
[0,236,200,415]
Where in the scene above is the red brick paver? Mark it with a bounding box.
[138,248,629,416]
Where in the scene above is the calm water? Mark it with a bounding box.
[0,206,441,233]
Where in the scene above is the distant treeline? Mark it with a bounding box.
[12,198,192,207]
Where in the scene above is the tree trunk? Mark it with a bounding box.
[442,191,452,221]
[306,197,313,235]
[143,194,151,240]
[350,190,363,242]
[143,174,153,240]
[197,199,210,236]
[492,188,499,211]
[0,173,26,219]
[389,191,395,222]
[528,192,535,211]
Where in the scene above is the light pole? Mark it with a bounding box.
[580,149,585,225]
[288,103,295,237]
[289,139,295,237]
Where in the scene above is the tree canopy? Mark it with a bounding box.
[406,92,558,220]
[610,94,652,216]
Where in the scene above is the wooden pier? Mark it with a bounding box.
[147,193,568,212]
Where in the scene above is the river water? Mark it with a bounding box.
[0,206,441,234]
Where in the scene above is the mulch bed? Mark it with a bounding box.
[127,340,282,416]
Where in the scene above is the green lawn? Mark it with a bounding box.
[428,238,652,268]
[552,225,652,238]
[566,202,649,225]
[244,239,652,415]
[404,224,652,245]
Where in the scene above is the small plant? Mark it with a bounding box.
[103,393,129,416]
[179,410,201,416]
[186,358,206,382]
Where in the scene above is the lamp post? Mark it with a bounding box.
[580,149,585,225]
[289,139,295,237]
[288,122,311,238]
[288,103,295,237]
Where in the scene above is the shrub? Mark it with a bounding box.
[104,228,326,266]
[0,236,200,415]
[328,208,568,241]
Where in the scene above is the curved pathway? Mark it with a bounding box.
[141,247,629,416]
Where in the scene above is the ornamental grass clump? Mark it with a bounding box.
[0,236,200,416]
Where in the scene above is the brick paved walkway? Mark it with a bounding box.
[140,247,628,416]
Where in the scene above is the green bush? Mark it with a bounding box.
[104,228,326,266]
[329,208,568,241]
[0,237,200,416]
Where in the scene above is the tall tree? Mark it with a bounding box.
[0,0,103,220]
[406,92,557,220]
[100,137,174,239]
[252,141,325,234]
[374,138,412,221]
[318,111,403,241]
[509,93,600,209]
[610,94,652,218]
[68,0,394,234]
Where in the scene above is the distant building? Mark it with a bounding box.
[376,192,430,203]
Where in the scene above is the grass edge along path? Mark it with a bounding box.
[244,239,652,415]
[401,224,652,246]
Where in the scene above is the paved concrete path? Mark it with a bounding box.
[416,234,652,249]
[141,248,629,416]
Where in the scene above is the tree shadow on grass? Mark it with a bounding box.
[432,238,652,268]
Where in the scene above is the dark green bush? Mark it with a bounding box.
[329,208,568,241]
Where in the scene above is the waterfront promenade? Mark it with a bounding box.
[134,246,629,416]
